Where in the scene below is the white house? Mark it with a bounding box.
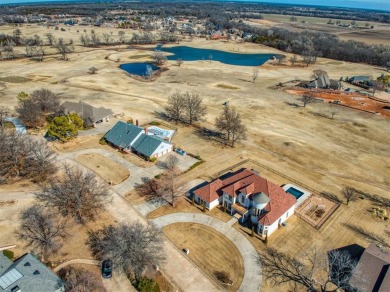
[193,168,297,238]
[104,121,173,159]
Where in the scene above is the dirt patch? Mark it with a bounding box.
[216,83,240,90]
[147,197,232,223]
[75,153,129,185]
[164,222,244,292]
[286,88,390,117]
[0,76,32,83]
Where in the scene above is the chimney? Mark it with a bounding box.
[145,127,148,135]
[136,119,139,126]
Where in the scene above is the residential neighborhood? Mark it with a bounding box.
[0,0,389,292]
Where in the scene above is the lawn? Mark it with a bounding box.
[147,197,232,223]
[75,153,129,185]
[163,223,244,292]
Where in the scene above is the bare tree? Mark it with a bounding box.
[87,222,165,279]
[252,67,259,83]
[289,55,298,66]
[159,154,179,172]
[184,92,207,124]
[215,106,247,147]
[152,50,167,65]
[59,266,106,292]
[342,187,357,205]
[0,130,57,182]
[90,32,101,47]
[3,40,15,59]
[159,167,183,207]
[15,98,44,128]
[102,33,112,45]
[145,65,154,80]
[135,177,160,200]
[372,80,384,96]
[0,106,10,127]
[165,92,186,123]
[36,164,111,224]
[88,67,98,74]
[259,247,357,292]
[176,58,183,67]
[45,33,56,46]
[328,103,339,120]
[299,94,317,107]
[118,31,126,43]
[30,88,60,113]
[302,52,318,67]
[17,205,67,261]
[55,38,74,61]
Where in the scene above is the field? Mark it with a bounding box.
[163,222,244,291]
[248,14,390,45]
[75,153,130,185]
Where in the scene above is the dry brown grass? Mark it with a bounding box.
[75,153,129,185]
[163,222,244,292]
[50,210,116,263]
[147,197,232,222]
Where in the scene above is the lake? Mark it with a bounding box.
[119,62,159,76]
[158,46,275,66]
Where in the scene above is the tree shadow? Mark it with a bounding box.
[284,102,301,108]
[309,111,330,119]
[153,111,171,122]
[194,127,228,147]
[342,223,389,248]
[238,78,253,83]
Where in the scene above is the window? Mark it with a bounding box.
[240,195,245,205]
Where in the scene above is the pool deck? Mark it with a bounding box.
[282,183,311,206]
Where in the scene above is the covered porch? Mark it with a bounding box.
[231,203,250,223]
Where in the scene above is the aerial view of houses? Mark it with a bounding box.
[0,0,389,292]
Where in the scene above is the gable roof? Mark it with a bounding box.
[194,168,296,225]
[104,121,143,148]
[0,253,63,292]
[132,133,166,157]
[349,243,390,292]
[61,101,113,124]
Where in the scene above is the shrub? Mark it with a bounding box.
[127,118,134,124]
[99,137,107,145]
[137,278,160,292]
[3,250,14,260]
[149,121,161,126]
[214,271,233,285]
[149,157,157,163]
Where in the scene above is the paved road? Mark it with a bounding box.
[58,152,220,292]
[151,213,262,292]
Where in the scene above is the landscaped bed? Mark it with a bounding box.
[163,222,244,292]
[147,197,232,223]
[75,153,129,185]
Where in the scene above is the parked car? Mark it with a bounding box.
[175,148,186,156]
[101,259,113,278]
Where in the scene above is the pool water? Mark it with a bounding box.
[158,46,275,66]
[286,187,304,199]
[119,62,159,76]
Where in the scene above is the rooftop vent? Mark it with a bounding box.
[23,262,31,267]
[33,270,40,275]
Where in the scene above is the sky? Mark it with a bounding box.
[0,0,389,11]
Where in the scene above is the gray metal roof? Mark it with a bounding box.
[252,192,270,205]
[132,134,164,157]
[0,253,63,292]
[104,121,143,148]
[60,101,113,124]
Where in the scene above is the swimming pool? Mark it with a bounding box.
[286,187,304,200]
[158,46,275,66]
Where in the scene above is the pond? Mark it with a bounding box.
[158,45,275,66]
[119,62,159,76]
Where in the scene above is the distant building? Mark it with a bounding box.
[104,121,173,159]
[193,168,297,238]
[349,76,372,84]
[0,253,64,292]
[349,243,390,292]
[60,101,114,127]
[304,74,342,90]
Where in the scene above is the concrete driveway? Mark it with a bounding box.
[151,213,262,292]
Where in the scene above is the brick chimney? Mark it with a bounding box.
[136,119,139,126]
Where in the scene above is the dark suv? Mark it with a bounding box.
[101,259,113,278]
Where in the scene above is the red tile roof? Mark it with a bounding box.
[194,168,296,225]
